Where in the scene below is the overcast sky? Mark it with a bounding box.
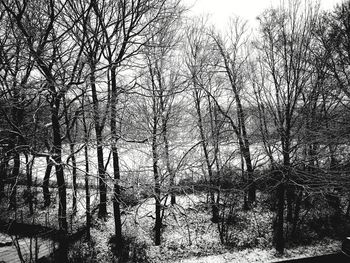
[185,0,343,30]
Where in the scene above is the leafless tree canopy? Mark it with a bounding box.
[1,0,350,261]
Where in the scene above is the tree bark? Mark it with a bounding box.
[160,94,175,205]
[84,136,91,240]
[153,119,162,245]
[291,189,303,239]
[236,94,255,204]
[193,89,219,223]
[275,181,285,254]
[25,153,34,215]
[0,152,8,200]
[89,64,108,219]
[215,38,255,204]
[110,67,122,248]
[82,94,91,240]
[9,152,20,211]
[149,71,162,245]
[96,144,107,218]
[43,157,53,207]
[64,98,78,215]
[163,127,175,205]
[69,143,77,215]
[286,186,295,223]
[51,97,67,232]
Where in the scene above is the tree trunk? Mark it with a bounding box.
[64,98,78,215]
[90,64,108,219]
[220,47,255,204]
[193,89,219,223]
[25,153,34,215]
[43,157,53,207]
[283,127,292,224]
[51,98,67,232]
[209,97,221,218]
[96,144,107,219]
[291,189,303,239]
[161,103,175,205]
[54,151,67,232]
[275,182,285,254]
[84,143,91,240]
[69,143,77,215]
[237,112,255,205]
[164,134,175,205]
[112,146,122,244]
[9,152,20,211]
[153,128,162,246]
[0,154,8,200]
[83,98,91,240]
[56,233,69,263]
[346,194,350,217]
[110,67,122,249]
[246,158,256,204]
[286,186,295,223]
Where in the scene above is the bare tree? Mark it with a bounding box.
[0,5,35,212]
[210,17,256,206]
[184,18,222,222]
[1,0,87,232]
[129,2,184,244]
[89,0,182,249]
[254,0,319,253]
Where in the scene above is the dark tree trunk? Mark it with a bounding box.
[69,143,77,215]
[161,103,175,206]
[164,134,175,206]
[84,142,91,240]
[64,97,78,215]
[54,152,67,232]
[238,117,255,205]
[112,146,122,243]
[346,195,350,217]
[275,182,285,254]
[153,132,162,246]
[241,155,250,211]
[43,157,53,207]
[209,97,222,215]
[221,50,255,205]
[96,145,107,219]
[246,155,256,205]
[51,98,67,232]
[194,89,219,223]
[286,186,295,223]
[151,83,162,245]
[291,189,303,239]
[56,234,69,262]
[82,99,91,240]
[25,154,34,215]
[9,152,20,211]
[90,65,108,219]
[110,67,122,248]
[0,155,8,200]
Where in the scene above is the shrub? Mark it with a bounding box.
[120,189,140,207]
[68,239,97,263]
[109,234,150,263]
[217,191,274,249]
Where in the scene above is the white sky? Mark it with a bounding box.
[185,0,343,30]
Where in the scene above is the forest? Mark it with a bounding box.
[1,0,350,262]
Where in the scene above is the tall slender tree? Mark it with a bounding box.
[255,0,319,253]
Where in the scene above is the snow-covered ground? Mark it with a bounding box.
[78,193,342,263]
[170,239,341,263]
